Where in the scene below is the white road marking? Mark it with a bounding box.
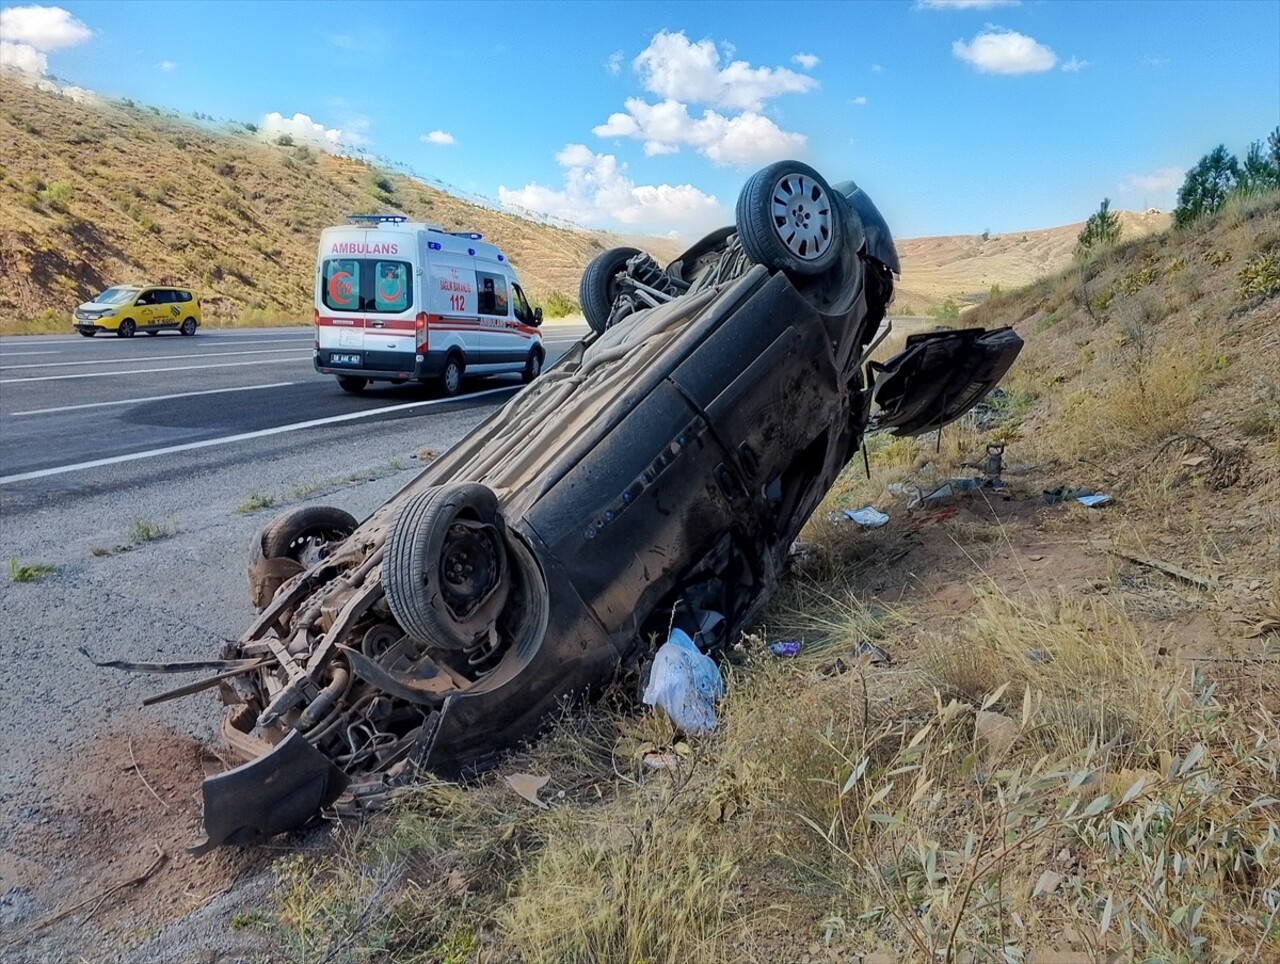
[0,386,519,484]
[10,382,297,417]
[0,351,59,356]
[0,356,311,384]
[0,347,305,371]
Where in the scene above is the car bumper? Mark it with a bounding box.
[314,348,450,382]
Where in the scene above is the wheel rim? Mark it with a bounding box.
[530,353,542,377]
[769,172,834,262]
[288,529,343,568]
[439,520,504,619]
[121,321,135,337]
[445,362,461,394]
[182,319,195,335]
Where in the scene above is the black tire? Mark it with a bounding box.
[579,246,640,335]
[439,353,464,397]
[117,319,137,338]
[180,317,197,336]
[337,375,368,394]
[145,329,159,336]
[522,346,544,384]
[260,506,359,568]
[385,483,510,650]
[78,330,96,337]
[736,160,844,276]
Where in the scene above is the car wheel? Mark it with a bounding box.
[180,317,198,336]
[260,506,359,568]
[78,330,96,338]
[522,346,544,384]
[736,160,844,276]
[440,354,464,397]
[579,246,640,335]
[117,319,136,338]
[385,483,511,650]
[145,329,159,336]
[337,375,368,394]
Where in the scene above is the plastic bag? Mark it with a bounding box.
[642,628,725,734]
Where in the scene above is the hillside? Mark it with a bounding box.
[0,74,657,327]
[2,73,1166,330]
[894,209,1171,314]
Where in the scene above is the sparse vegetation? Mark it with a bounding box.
[539,290,579,318]
[8,558,55,583]
[233,491,278,515]
[126,515,180,543]
[1075,197,1122,258]
[928,297,961,321]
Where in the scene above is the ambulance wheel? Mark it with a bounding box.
[522,346,544,384]
[385,483,510,650]
[580,247,640,335]
[736,160,844,277]
[337,376,367,394]
[440,354,464,397]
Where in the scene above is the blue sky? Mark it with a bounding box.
[3,0,1277,239]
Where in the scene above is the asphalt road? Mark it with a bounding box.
[0,323,589,506]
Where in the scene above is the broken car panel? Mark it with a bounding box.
[107,160,1022,848]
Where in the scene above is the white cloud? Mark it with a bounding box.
[952,29,1056,74]
[593,96,805,167]
[498,143,724,233]
[261,111,362,149]
[633,30,816,112]
[0,4,91,49]
[1144,55,1170,68]
[156,59,175,71]
[1060,56,1089,73]
[871,63,883,73]
[1120,166,1183,202]
[792,52,819,70]
[851,95,868,106]
[0,40,45,74]
[606,51,624,76]
[0,4,90,75]
[918,0,1020,8]
[420,130,455,146]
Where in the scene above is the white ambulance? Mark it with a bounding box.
[313,215,544,395]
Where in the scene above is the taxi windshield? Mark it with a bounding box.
[93,287,140,305]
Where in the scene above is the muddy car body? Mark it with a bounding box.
[187,161,1021,849]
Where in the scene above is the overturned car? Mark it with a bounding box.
[166,161,1022,849]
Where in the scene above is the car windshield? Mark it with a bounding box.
[93,287,139,305]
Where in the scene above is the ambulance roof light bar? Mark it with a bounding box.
[346,214,409,224]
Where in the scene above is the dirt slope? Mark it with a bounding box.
[0,74,662,324]
[3,73,1167,328]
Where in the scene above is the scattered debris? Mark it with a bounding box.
[1076,493,1112,508]
[1026,649,1053,665]
[1042,485,1110,507]
[843,506,890,528]
[503,772,550,809]
[768,640,802,658]
[854,640,891,664]
[642,629,725,734]
[1109,547,1218,591]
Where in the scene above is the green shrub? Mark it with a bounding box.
[1175,145,1239,227]
[540,291,579,318]
[928,298,961,321]
[1075,198,1121,258]
[275,133,294,147]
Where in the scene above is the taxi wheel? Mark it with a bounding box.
[78,330,96,337]
[117,319,136,338]
[146,330,159,336]
[180,317,197,336]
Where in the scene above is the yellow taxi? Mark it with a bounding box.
[73,285,202,337]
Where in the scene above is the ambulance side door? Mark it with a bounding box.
[428,254,479,358]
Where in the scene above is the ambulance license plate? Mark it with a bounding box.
[331,353,361,365]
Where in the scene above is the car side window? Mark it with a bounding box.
[476,272,508,316]
[177,290,192,303]
[136,291,153,306]
[512,284,533,323]
[156,290,174,304]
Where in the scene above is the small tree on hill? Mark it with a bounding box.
[1174,144,1239,227]
[1237,128,1280,195]
[1075,197,1122,258]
